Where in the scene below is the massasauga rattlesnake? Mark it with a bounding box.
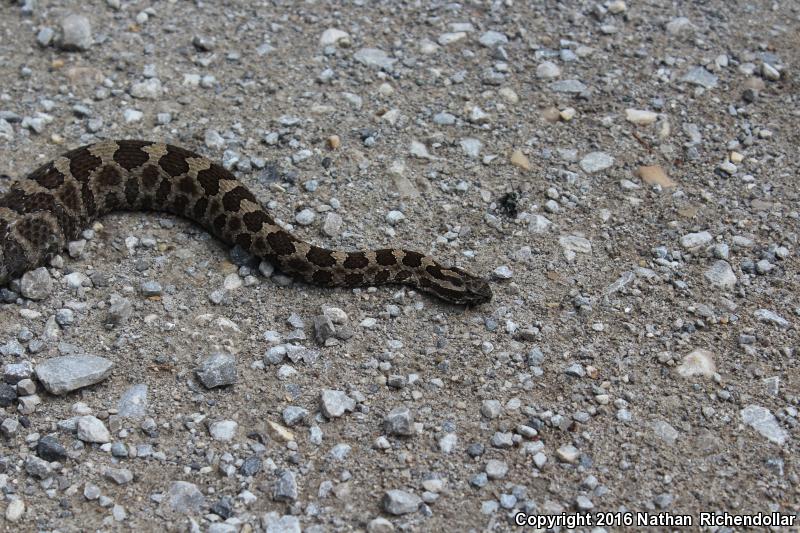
[0,140,492,305]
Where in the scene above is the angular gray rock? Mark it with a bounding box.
[382,489,421,515]
[195,353,237,388]
[384,407,414,436]
[740,405,788,445]
[20,267,52,300]
[320,389,355,418]
[118,384,148,418]
[76,415,111,443]
[168,481,206,514]
[59,14,93,51]
[35,355,113,395]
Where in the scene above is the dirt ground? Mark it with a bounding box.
[0,0,798,531]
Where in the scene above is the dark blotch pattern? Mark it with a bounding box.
[343,252,369,269]
[242,210,269,232]
[158,146,191,177]
[235,233,251,249]
[401,250,424,268]
[197,167,221,196]
[286,256,311,273]
[3,140,490,305]
[312,270,333,284]
[67,147,102,183]
[343,273,364,286]
[28,163,64,189]
[306,246,337,267]
[113,140,151,171]
[125,177,140,207]
[156,177,172,200]
[172,195,189,215]
[266,231,296,255]
[192,197,208,221]
[141,165,161,188]
[375,249,397,266]
[213,214,227,235]
[96,165,122,187]
[222,186,256,212]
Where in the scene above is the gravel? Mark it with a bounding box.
[0,1,797,530]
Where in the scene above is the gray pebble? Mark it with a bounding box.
[35,355,113,395]
[485,459,508,479]
[105,467,133,485]
[273,469,298,501]
[382,489,421,515]
[196,353,237,388]
[682,66,718,89]
[168,481,206,513]
[320,389,355,418]
[20,267,52,300]
[76,415,111,443]
[384,407,414,436]
[282,406,308,426]
[59,14,92,51]
[118,384,148,419]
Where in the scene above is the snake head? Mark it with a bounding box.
[462,275,493,306]
[419,266,493,306]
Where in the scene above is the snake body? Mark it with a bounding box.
[0,140,492,305]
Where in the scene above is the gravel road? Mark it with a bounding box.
[0,0,798,531]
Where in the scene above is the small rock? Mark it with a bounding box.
[510,150,530,170]
[382,490,421,515]
[704,260,737,290]
[37,435,67,461]
[636,165,675,188]
[209,420,238,441]
[754,309,789,328]
[118,384,148,418]
[478,31,508,47]
[168,481,206,514]
[319,28,350,47]
[196,353,237,388]
[35,355,113,395]
[59,14,92,51]
[384,407,414,436]
[556,444,580,463]
[460,138,482,158]
[273,470,298,502]
[5,498,24,522]
[485,459,508,479]
[320,390,355,418]
[536,61,561,79]
[741,405,788,445]
[680,231,712,249]
[76,415,111,443]
[579,152,614,173]
[354,48,396,70]
[677,349,715,378]
[20,267,53,300]
[625,109,658,125]
[682,67,718,89]
[105,467,134,485]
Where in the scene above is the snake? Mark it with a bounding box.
[0,140,492,305]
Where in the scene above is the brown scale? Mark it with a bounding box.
[0,140,492,305]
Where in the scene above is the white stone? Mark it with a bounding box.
[740,405,788,445]
[625,109,658,125]
[209,420,238,441]
[677,349,715,378]
[319,28,350,47]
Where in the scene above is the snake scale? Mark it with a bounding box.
[0,140,492,305]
